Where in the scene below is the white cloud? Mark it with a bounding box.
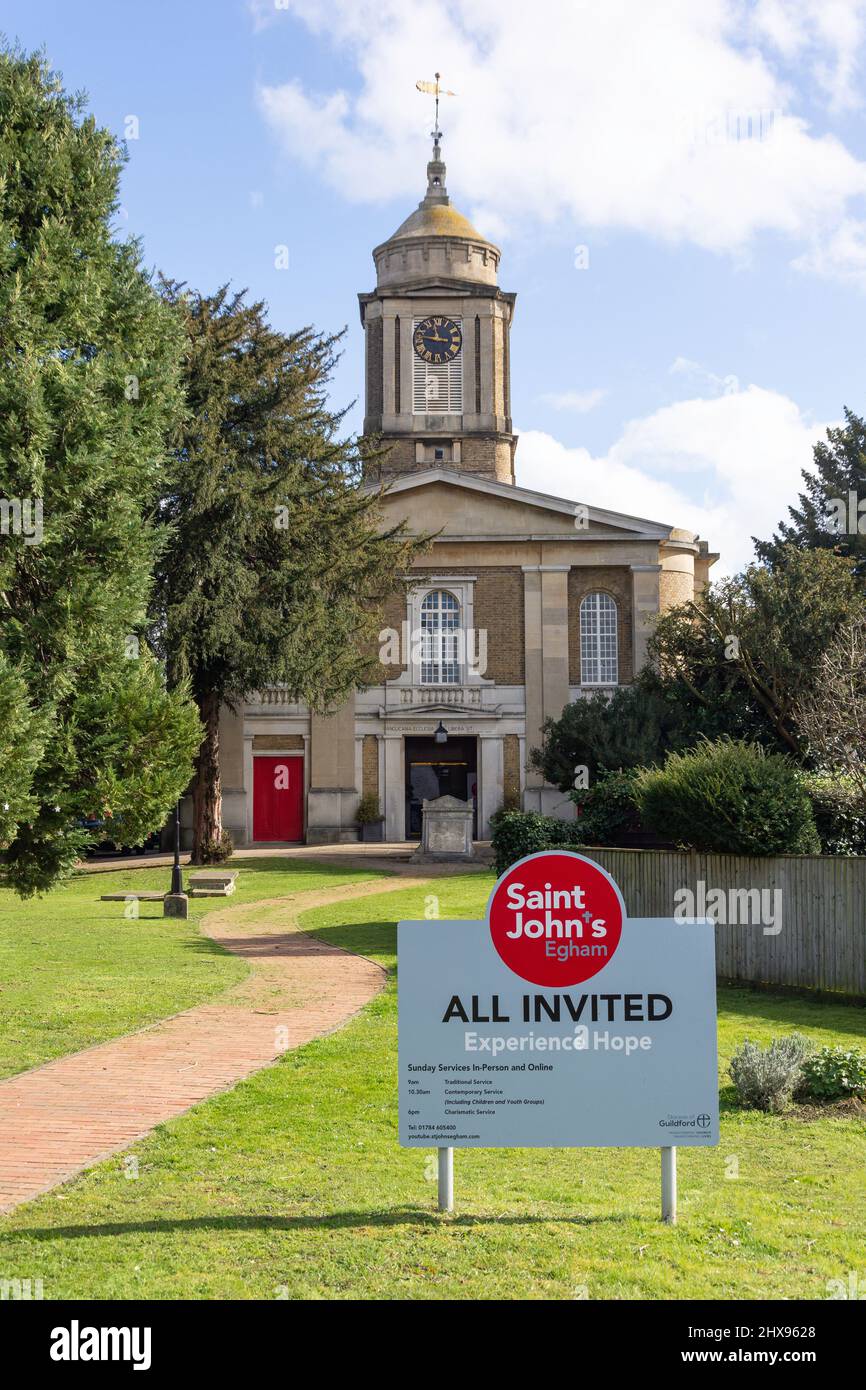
[668,356,742,395]
[255,0,866,260]
[751,0,866,111]
[515,384,830,576]
[540,388,608,413]
[792,216,866,288]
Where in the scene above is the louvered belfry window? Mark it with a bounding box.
[412,317,463,414]
[420,590,461,684]
[580,592,618,685]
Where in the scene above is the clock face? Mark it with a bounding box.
[413,316,462,365]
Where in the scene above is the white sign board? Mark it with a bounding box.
[398,851,718,1149]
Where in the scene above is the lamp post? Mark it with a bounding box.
[170,798,184,896]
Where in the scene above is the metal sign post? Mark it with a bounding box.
[661,1146,677,1223]
[438,1146,454,1212]
[438,1146,677,1221]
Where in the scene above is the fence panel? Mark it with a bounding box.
[576,849,866,997]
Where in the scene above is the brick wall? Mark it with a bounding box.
[363,433,515,484]
[398,566,524,684]
[368,567,525,686]
[503,733,521,809]
[373,565,638,690]
[461,435,515,484]
[474,567,524,682]
[362,734,379,800]
[375,589,407,680]
[660,568,694,611]
[252,735,304,751]
[568,567,634,685]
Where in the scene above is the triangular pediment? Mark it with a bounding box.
[370,467,677,540]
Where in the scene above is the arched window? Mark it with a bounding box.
[420,590,460,684]
[580,592,618,685]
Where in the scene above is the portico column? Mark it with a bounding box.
[478,734,503,839]
[522,567,544,804]
[522,565,572,819]
[630,564,662,675]
[383,735,405,842]
[243,734,254,847]
[306,695,358,843]
[541,565,570,721]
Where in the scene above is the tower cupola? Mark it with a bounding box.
[358,93,517,485]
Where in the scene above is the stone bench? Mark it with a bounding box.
[187,871,238,897]
[100,892,166,902]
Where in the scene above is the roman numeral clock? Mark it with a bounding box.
[413,316,463,365]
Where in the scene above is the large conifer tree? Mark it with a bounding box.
[0,47,201,894]
[150,284,423,862]
[754,407,866,581]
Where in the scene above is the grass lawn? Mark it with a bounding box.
[0,857,380,1078]
[1,870,864,1300]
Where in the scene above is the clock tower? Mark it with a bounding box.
[359,132,517,484]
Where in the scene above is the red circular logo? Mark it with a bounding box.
[488,851,624,987]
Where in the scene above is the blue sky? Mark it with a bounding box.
[5,0,866,572]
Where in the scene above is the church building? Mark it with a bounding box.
[216,133,717,846]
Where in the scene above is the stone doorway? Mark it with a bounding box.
[404,735,477,840]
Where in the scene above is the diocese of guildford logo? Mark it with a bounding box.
[487,851,624,987]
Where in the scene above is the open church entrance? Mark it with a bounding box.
[404,735,477,840]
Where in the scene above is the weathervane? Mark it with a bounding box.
[415,73,456,141]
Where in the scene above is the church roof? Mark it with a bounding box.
[387,200,487,244]
[368,466,686,541]
[380,133,498,252]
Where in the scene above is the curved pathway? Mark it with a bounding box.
[0,866,434,1214]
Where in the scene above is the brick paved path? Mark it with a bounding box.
[0,871,431,1213]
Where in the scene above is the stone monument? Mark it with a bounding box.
[413,794,475,862]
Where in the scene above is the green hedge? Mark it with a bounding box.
[802,775,866,856]
[490,810,582,877]
[571,769,641,844]
[491,746,860,875]
[490,771,643,875]
[635,738,820,856]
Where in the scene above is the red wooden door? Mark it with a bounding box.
[253,756,304,842]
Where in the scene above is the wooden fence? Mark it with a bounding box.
[576,848,866,998]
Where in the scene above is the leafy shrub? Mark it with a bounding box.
[796,1046,866,1103]
[490,809,578,877]
[572,769,642,845]
[635,738,820,856]
[355,792,383,825]
[729,1034,810,1112]
[199,829,233,864]
[533,681,678,788]
[802,775,866,856]
[491,774,645,875]
[533,668,773,792]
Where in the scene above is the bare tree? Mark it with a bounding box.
[794,615,866,801]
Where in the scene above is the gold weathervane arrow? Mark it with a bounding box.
[416,73,456,138]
